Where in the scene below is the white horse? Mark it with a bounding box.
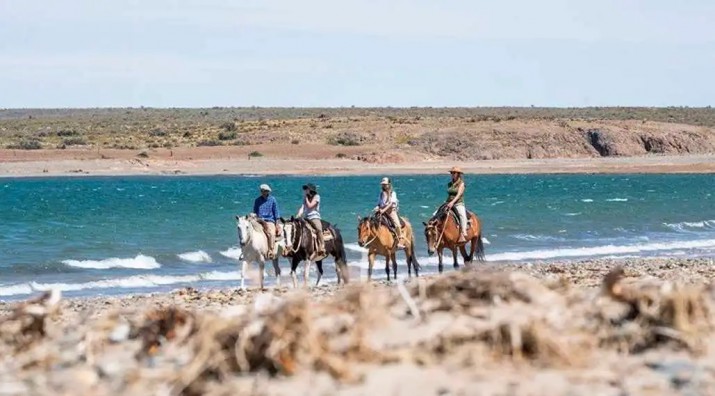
[235,214,284,290]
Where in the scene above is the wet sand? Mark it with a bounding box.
[1,257,715,395]
[1,149,715,178]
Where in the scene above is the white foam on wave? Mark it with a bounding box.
[664,220,715,232]
[344,243,368,253]
[512,234,565,242]
[220,247,243,260]
[0,283,34,297]
[0,270,245,297]
[581,199,594,203]
[62,254,160,270]
[487,238,715,262]
[564,212,582,216]
[606,198,628,202]
[178,250,213,263]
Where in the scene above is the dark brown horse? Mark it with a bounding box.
[423,204,485,273]
[280,217,349,287]
[357,214,420,281]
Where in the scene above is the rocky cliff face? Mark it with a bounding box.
[405,120,715,160]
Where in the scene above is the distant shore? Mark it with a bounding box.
[1,148,714,178]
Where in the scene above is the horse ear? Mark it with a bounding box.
[235,215,240,220]
[422,221,427,226]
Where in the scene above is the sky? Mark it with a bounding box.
[1,0,714,108]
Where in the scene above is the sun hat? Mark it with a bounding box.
[449,166,463,174]
[380,177,390,185]
[302,183,317,192]
[259,184,272,192]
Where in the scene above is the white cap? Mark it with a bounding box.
[380,177,390,185]
[259,184,271,192]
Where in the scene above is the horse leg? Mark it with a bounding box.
[240,260,248,290]
[368,252,375,282]
[459,244,470,265]
[391,252,398,280]
[291,257,299,289]
[258,260,265,290]
[385,255,391,282]
[407,249,412,278]
[315,260,324,287]
[272,258,282,288]
[303,261,310,288]
[437,249,444,274]
[452,247,459,269]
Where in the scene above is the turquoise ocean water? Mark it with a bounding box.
[1,174,714,300]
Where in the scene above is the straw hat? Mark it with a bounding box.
[380,177,391,185]
[259,184,272,192]
[449,166,463,174]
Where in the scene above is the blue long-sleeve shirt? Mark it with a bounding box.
[253,195,280,223]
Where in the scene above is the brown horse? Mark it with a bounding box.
[357,215,420,281]
[423,205,485,273]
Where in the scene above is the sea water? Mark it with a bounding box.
[1,174,713,299]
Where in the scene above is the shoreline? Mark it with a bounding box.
[2,152,715,178]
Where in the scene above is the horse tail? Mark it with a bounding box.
[332,226,348,267]
[409,234,421,271]
[475,232,486,262]
[331,225,350,284]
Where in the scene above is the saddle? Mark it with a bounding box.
[434,205,475,231]
[303,219,334,242]
[373,214,405,241]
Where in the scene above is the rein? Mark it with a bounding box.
[360,218,380,247]
[284,220,303,255]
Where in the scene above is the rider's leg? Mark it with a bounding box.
[455,203,468,241]
[386,208,405,248]
[309,218,325,254]
[265,222,276,258]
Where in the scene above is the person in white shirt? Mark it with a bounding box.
[296,183,325,256]
[373,177,405,248]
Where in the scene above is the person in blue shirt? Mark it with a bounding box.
[253,183,281,258]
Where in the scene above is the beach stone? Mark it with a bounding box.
[108,322,131,343]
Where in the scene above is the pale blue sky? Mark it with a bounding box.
[1,0,714,108]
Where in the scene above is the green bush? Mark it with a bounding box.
[335,153,347,159]
[137,151,149,158]
[57,129,79,137]
[249,151,263,157]
[7,139,42,150]
[218,131,237,141]
[149,129,166,137]
[197,140,222,147]
[62,137,88,146]
[220,122,237,132]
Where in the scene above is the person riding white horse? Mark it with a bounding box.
[235,214,283,290]
[252,184,281,259]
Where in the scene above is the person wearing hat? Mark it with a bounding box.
[296,183,325,256]
[373,177,405,248]
[253,183,281,258]
[446,166,468,242]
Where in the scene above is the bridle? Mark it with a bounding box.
[283,220,303,255]
[237,219,252,248]
[358,218,379,247]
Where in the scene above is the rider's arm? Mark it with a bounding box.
[296,205,304,218]
[447,183,465,207]
[252,198,260,216]
[304,195,319,210]
[272,198,280,221]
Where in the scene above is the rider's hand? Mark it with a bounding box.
[446,203,453,210]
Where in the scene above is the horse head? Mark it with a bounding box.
[423,218,441,256]
[235,215,251,247]
[356,216,373,248]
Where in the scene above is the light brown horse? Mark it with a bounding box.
[357,215,420,281]
[423,205,485,273]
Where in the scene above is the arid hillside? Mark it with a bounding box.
[1,107,714,163]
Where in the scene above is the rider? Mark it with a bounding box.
[296,183,326,257]
[374,177,405,248]
[445,166,468,243]
[253,183,281,259]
